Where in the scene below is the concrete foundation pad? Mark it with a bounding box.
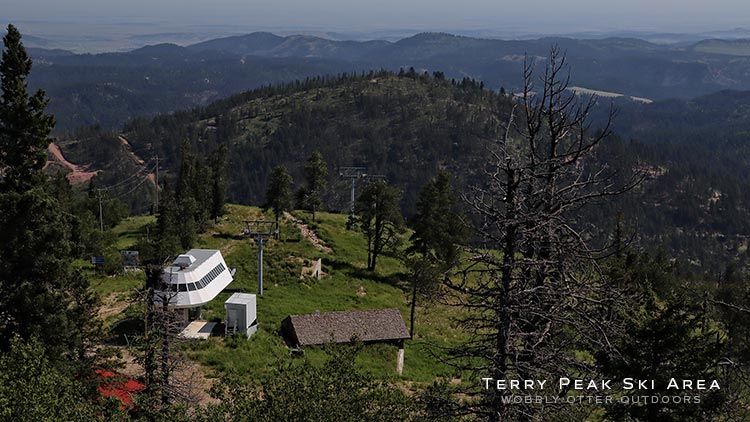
[179,320,217,340]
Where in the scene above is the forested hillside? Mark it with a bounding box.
[57,71,750,274]
[29,31,750,130]
[603,90,750,272]
[74,71,510,214]
[29,47,360,130]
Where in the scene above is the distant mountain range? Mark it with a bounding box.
[25,31,750,131]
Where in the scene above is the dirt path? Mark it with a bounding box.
[98,293,130,321]
[117,348,219,405]
[284,212,332,253]
[118,135,146,165]
[46,142,99,183]
[120,135,157,184]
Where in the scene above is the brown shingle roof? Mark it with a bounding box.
[282,308,409,346]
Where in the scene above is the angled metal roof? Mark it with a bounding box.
[157,249,233,308]
[165,249,217,274]
[282,308,409,346]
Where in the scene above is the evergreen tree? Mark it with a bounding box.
[408,171,467,264]
[0,24,54,192]
[354,180,404,271]
[200,345,419,421]
[599,254,727,421]
[0,25,98,363]
[406,171,468,337]
[0,336,102,421]
[264,165,293,239]
[302,150,328,222]
[191,158,212,231]
[208,144,228,221]
[153,179,182,261]
[175,141,198,249]
[138,143,228,261]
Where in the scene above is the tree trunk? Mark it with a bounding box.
[409,281,418,339]
[493,168,517,414]
[160,299,171,406]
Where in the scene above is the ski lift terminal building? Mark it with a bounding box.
[158,249,234,320]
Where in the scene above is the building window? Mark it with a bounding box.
[194,263,226,290]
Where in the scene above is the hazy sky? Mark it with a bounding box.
[2,0,749,33]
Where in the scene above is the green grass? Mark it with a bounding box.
[101,204,467,384]
[90,270,144,296]
[111,215,155,250]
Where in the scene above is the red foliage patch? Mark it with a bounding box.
[95,369,145,410]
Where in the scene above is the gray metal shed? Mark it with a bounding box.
[224,293,258,338]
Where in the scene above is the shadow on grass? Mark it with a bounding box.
[106,317,142,346]
[213,232,246,241]
[223,287,253,294]
[323,258,409,289]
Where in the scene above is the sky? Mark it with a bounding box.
[2,0,749,34]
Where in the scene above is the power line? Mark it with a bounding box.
[95,160,155,192]
[104,171,154,200]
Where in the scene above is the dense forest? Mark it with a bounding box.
[56,70,750,275]
[27,31,750,131]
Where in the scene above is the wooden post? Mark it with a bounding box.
[396,340,405,375]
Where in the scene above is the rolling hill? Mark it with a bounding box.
[692,39,750,56]
[27,31,750,131]
[55,72,750,273]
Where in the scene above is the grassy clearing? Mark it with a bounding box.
[111,215,155,250]
[100,204,467,384]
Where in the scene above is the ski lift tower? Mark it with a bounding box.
[339,167,386,228]
[339,167,367,216]
[243,220,278,296]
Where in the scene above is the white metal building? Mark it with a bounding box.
[224,293,258,338]
[158,249,234,311]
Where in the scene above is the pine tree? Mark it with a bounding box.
[0,336,101,420]
[0,25,98,362]
[599,254,727,421]
[354,180,404,271]
[302,150,328,222]
[201,345,419,421]
[209,144,228,222]
[406,171,468,337]
[152,179,181,261]
[264,165,293,239]
[176,141,198,249]
[408,171,467,265]
[0,24,54,192]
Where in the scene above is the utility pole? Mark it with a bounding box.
[98,189,104,232]
[257,237,263,295]
[154,154,159,212]
[243,220,278,296]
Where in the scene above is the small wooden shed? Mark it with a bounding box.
[281,308,409,374]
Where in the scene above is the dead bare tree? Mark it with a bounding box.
[445,46,643,420]
[132,264,197,419]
